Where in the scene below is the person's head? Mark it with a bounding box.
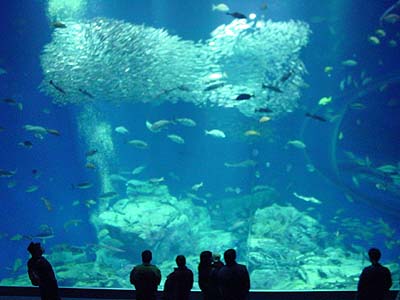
[199,250,212,265]
[176,255,186,268]
[212,253,221,262]
[368,248,381,263]
[27,242,43,258]
[142,250,152,263]
[224,248,236,265]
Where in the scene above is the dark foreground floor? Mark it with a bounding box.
[0,287,399,300]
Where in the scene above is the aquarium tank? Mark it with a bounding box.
[0,0,399,291]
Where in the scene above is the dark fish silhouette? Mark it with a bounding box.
[235,93,253,101]
[280,71,293,83]
[305,112,327,122]
[227,12,247,19]
[49,80,66,94]
[52,21,67,28]
[78,88,94,99]
[255,107,273,113]
[2,98,17,104]
[262,83,283,93]
[86,149,98,157]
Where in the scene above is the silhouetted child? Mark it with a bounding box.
[164,255,193,300]
[130,250,161,300]
[357,247,392,300]
[27,242,61,300]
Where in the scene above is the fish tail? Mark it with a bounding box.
[212,4,216,11]
[204,130,209,135]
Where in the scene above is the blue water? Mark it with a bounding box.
[0,0,399,290]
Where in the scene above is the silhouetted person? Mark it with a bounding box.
[27,242,61,300]
[357,248,392,300]
[130,250,161,300]
[198,250,213,300]
[218,249,250,300]
[164,255,193,300]
[212,253,224,269]
[209,253,224,300]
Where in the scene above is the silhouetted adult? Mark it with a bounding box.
[218,249,250,300]
[164,255,193,300]
[357,248,392,300]
[27,242,61,300]
[198,250,213,300]
[130,250,161,300]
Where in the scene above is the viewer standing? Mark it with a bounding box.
[198,250,213,300]
[357,247,392,300]
[27,242,61,300]
[164,255,194,300]
[218,249,250,300]
[130,250,161,300]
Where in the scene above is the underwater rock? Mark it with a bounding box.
[247,204,377,289]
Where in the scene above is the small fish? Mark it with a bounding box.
[235,93,253,101]
[244,130,261,136]
[132,165,146,175]
[63,219,83,231]
[52,21,67,28]
[260,3,268,10]
[227,12,247,19]
[254,107,273,113]
[191,182,203,191]
[368,36,380,45]
[127,139,148,149]
[262,84,283,93]
[115,126,129,134]
[280,71,293,83]
[86,149,98,156]
[2,98,17,105]
[204,82,225,91]
[49,80,66,94]
[46,128,60,136]
[338,132,344,140]
[40,197,53,211]
[212,3,229,12]
[85,162,96,169]
[318,96,332,106]
[293,192,322,204]
[305,113,327,122]
[388,40,397,47]
[324,66,333,73]
[149,177,165,184]
[98,191,118,200]
[205,129,226,138]
[25,185,39,193]
[375,29,386,37]
[286,140,306,149]
[341,59,358,67]
[167,134,185,144]
[18,140,33,148]
[78,88,94,99]
[175,118,196,127]
[382,13,400,24]
[146,120,173,132]
[224,160,257,168]
[350,102,366,110]
[74,182,93,189]
[0,67,7,75]
[259,116,271,123]
[0,169,16,178]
